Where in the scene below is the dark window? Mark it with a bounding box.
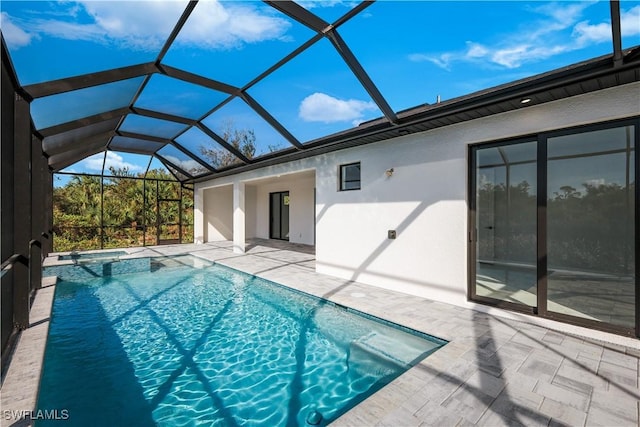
[340,162,361,191]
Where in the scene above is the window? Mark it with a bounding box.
[340,162,361,191]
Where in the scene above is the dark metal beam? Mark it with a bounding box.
[170,141,217,172]
[326,30,398,124]
[143,147,154,178]
[265,0,330,33]
[48,138,109,171]
[30,134,46,290]
[239,92,304,149]
[191,52,640,183]
[242,33,324,92]
[108,145,161,156]
[108,70,154,152]
[196,123,252,164]
[108,1,197,162]
[42,118,121,154]
[13,93,31,329]
[131,107,196,125]
[37,107,128,138]
[23,62,157,99]
[157,1,198,62]
[264,1,397,124]
[50,149,106,172]
[44,130,116,156]
[43,168,53,255]
[155,155,194,180]
[332,1,374,28]
[116,130,173,145]
[1,35,30,101]
[159,64,239,94]
[610,0,623,67]
[54,169,177,182]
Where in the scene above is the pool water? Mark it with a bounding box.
[37,256,446,426]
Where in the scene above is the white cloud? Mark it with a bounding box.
[31,19,105,43]
[573,20,612,45]
[81,152,143,173]
[621,5,640,37]
[531,2,592,29]
[298,92,377,124]
[491,44,568,69]
[407,53,429,63]
[409,52,454,70]
[585,178,605,187]
[82,153,107,172]
[3,0,291,51]
[466,42,489,59]
[408,3,639,71]
[574,5,640,44]
[0,12,33,48]
[178,1,291,49]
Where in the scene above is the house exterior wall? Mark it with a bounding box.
[203,185,233,241]
[195,82,639,310]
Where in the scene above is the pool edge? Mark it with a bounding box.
[0,275,56,427]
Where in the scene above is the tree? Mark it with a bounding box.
[200,120,256,169]
[198,120,287,169]
[52,166,195,251]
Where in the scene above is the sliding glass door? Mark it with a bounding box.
[470,119,638,335]
[473,141,538,309]
[546,126,635,328]
[269,191,290,241]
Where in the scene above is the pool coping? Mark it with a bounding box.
[1,276,56,427]
[2,241,639,426]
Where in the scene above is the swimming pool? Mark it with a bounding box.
[37,255,446,426]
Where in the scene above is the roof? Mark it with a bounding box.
[1,1,638,183]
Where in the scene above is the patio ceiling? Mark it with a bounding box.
[1,0,638,183]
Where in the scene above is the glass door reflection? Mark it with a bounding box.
[546,126,635,328]
[475,141,537,307]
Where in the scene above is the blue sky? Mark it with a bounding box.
[1,0,639,179]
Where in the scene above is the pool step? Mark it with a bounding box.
[347,333,410,375]
[348,331,441,377]
[150,255,212,271]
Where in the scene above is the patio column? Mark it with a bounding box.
[233,181,245,253]
[193,187,204,244]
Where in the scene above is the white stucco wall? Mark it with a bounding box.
[195,82,640,311]
[314,136,467,305]
[203,185,233,241]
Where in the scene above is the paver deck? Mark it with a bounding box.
[2,240,639,426]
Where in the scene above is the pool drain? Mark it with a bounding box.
[305,407,323,425]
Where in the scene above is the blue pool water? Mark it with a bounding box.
[37,256,446,426]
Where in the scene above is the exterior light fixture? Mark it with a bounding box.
[520,98,532,104]
[385,168,394,177]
